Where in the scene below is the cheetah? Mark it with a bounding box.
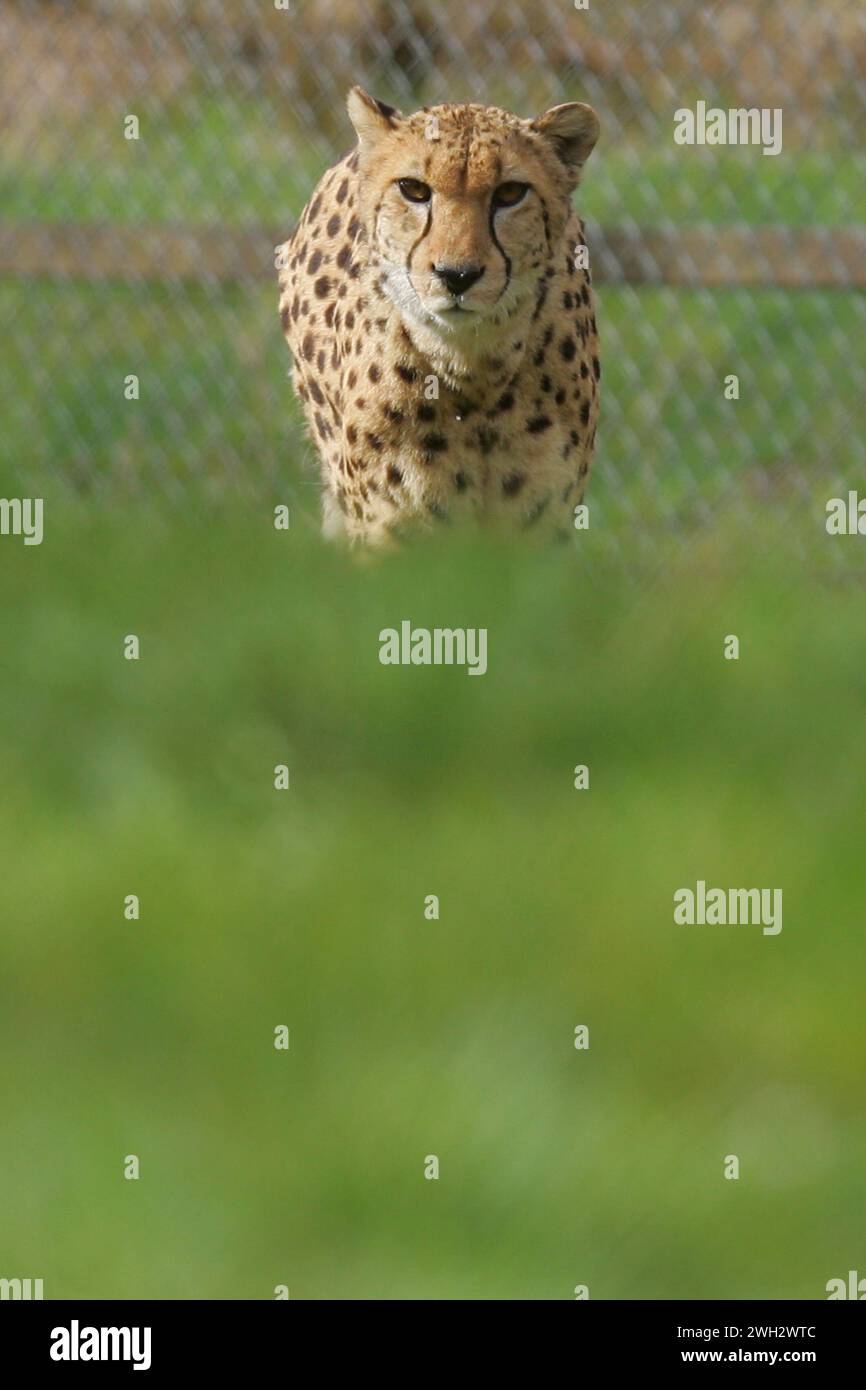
[277,88,601,544]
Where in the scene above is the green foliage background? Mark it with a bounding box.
[2,512,864,1299]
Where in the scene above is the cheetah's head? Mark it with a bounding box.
[346,89,599,343]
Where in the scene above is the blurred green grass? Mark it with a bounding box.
[1,511,865,1298]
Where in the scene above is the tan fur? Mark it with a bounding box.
[277,89,601,543]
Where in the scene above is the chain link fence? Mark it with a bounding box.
[3,0,865,554]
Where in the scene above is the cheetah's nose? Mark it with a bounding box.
[434,264,485,297]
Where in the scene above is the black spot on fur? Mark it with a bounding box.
[422,433,448,453]
[524,494,551,527]
[476,426,499,455]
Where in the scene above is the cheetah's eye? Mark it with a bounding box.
[397,178,432,204]
[493,182,529,209]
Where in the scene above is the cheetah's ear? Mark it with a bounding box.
[347,87,402,147]
[531,102,599,175]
